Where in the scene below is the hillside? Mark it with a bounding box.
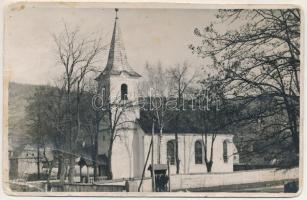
[8,82,40,152]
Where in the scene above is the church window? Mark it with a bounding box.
[121,84,128,100]
[223,140,228,163]
[195,140,203,164]
[167,140,176,165]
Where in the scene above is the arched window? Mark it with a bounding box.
[195,140,203,164]
[167,140,176,165]
[223,140,228,163]
[121,84,128,100]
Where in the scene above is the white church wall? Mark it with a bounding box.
[142,133,236,177]
[99,122,236,179]
[111,128,135,179]
[133,125,145,178]
[111,123,146,179]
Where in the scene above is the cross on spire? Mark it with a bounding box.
[115,8,119,19]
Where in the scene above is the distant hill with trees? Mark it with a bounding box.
[8,82,39,153]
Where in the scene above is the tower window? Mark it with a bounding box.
[121,84,128,100]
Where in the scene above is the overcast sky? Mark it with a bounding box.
[5,3,220,85]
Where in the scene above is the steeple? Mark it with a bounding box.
[97,9,141,80]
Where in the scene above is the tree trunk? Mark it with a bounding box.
[87,166,89,183]
[69,88,81,183]
[175,132,180,174]
[37,145,40,180]
[64,165,69,180]
[292,128,299,154]
[289,107,299,154]
[80,165,83,183]
[93,164,98,181]
[205,161,213,173]
[68,156,75,183]
[47,166,53,183]
[57,162,61,180]
[175,86,181,174]
[93,111,100,181]
[59,155,66,183]
[107,145,113,180]
[46,162,53,192]
[158,128,163,164]
[281,94,299,154]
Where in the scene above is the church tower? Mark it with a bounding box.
[95,9,142,179]
[96,8,141,120]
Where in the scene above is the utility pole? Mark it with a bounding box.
[151,121,156,192]
[138,139,152,192]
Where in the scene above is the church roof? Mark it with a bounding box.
[136,97,240,135]
[138,110,231,135]
[96,10,141,80]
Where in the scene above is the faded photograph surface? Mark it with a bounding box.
[4,3,300,195]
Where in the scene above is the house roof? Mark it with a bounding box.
[96,10,141,80]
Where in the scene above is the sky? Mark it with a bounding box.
[5,3,220,85]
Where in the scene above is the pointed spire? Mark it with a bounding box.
[98,9,141,79]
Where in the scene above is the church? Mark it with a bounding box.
[95,10,238,180]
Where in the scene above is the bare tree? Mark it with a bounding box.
[141,62,174,164]
[191,9,300,166]
[46,81,68,182]
[81,81,104,181]
[53,24,105,182]
[196,76,225,172]
[168,62,195,174]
